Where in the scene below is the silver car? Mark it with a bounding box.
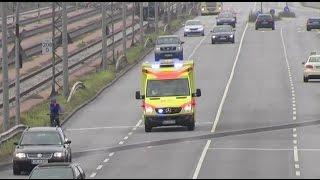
[302,52,320,82]
[184,20,205,36]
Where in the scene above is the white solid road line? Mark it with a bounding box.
[192,22,249,179]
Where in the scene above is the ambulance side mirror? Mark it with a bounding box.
[135,91,145,99]
[193,89,201,97]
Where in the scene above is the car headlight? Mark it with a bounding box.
[15,153,26,159]
[218,7,221,10]
[155,47,160,51]
[145,106,154,113]
[198,27,204,31]
[53,152,64,158]
[212,35,216,39]
[183,104,192,112]
[201,7,205,11]
[184,28,190,32]
[229,34,234,38]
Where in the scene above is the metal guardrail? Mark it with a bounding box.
[0,124,26,145]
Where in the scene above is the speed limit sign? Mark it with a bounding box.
[42,38,52,55]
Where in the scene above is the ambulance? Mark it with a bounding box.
[135,59,201,132]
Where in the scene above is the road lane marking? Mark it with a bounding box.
[66,125,138,131]
[293,128,296,132]
[295,164,300,169]
[90,172,97,178]
[132,127,137,131]
[103,158,109,163]
[192,22,249,179]
[188,36,207,59]
[119,141,124,145]
[192,140,211,179]
[97,165,103,170]
[109,152,115,157]
[207,147,320,151]
[293,116,296,120]
[128,132,133,135]
[294,146,299,162]
[135,119,142,127]
[124,136,129,140]
[281,27,301,177]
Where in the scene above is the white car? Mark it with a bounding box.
[302,52,320,82]
[184,20,204,37]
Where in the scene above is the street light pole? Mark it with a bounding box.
[62,2,69,97]
[50,2,56,98]
[101,2,107,70]
[139,2,144,44]
[261,2,263,13]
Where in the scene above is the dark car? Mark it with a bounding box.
[154,35,184,61]
[211,25,235,44]
[306,18,320,31]
[29,162,85,179]
[13,127,72,175]
[216,12,236,28]
[255,14,275,30]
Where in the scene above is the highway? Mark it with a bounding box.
[2,1,320,179]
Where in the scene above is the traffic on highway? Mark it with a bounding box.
[1,1,320,179]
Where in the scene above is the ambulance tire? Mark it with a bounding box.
[187,120,195,131]
[145,123,152,132]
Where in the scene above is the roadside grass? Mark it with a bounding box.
[0,13,195,162]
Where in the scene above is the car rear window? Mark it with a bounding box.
[29,167,74,179]
[258,15,272,20]
[309,18,320,22]
[309,56,320,62]
[186,20,201,26]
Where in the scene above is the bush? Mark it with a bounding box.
[278,11,296,18]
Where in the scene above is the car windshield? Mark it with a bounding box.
[219,13,233,18]
[213,26,232,32]
[29,167,74,179]
[186,21,201,26]
[206,2,217,6]
[156,37,179,45]
[309,56,320,62]
[146,79,190,97]
[20,131,62,145]
[258,15,272,20]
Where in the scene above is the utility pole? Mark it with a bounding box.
[168,2,171,25]
[2,2,9,131]
[38,2,40,23]
[122,2,127,56]
[50,3,57,97]
[111,2,115,64]
[62,2,69,97]
[131,2,135,46]
[14,2,20,125]
[101,2,107,70]
[155,2,158,34]
[139,2,144,44]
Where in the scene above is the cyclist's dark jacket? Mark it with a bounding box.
[50,103,61,116]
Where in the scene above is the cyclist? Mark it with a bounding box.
[49,98,62,127]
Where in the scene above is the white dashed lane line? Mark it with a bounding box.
[109,152,115,157]
[280,27,301,177]
[90,172,97,178]
[104,158,109,163]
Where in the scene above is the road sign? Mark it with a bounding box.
[42,38,52,55]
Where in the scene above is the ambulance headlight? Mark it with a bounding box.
[158,108,164,114]
[183,104,192,112]
[145,106,154,113]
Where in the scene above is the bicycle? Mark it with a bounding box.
[47,113,63,127]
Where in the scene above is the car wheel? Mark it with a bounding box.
[233,24,236,28]
[272,25,275,30]
[307,27,311,31]
[13,165,20,175]
[211,40,215,44]
[255,26,258,30]
[231,37,235,43]
[303,76,309,82]
[202,31,205,36]
[184,33,187,37]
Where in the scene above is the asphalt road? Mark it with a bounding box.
[1,2,320,179]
